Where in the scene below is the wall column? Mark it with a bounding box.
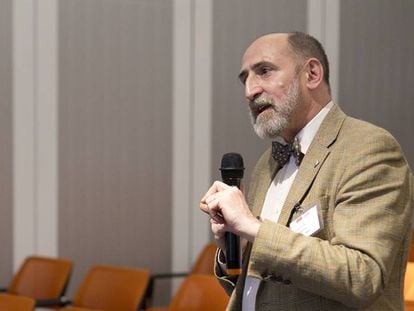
[307,0,340,101]
[13,0,58,270]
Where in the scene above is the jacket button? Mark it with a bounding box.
[283,279,291,285]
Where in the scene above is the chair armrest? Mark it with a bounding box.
[151,272,188,280]
[35,296,71,307]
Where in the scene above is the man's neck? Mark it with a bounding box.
[281,97,332,141]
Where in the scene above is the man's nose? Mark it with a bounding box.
[245,76,263,102]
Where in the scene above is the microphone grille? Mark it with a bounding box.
[220,153,244,179]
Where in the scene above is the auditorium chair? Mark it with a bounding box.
[147,274,228,311]
[0,293,35,311]
[144,243,217,308]
[405,262,414,311]
[60,264,150,311]
[409,230,414,262]
[0,255,73,307]
[190,243,217,275]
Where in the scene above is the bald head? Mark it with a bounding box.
[242,32,330,90]
[246,33,290,49]
[242,33,292,68]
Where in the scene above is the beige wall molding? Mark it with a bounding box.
[13,0,58,270]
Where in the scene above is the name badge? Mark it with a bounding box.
[289,205,322,236]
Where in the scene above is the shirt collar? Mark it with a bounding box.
[297,101,334,154]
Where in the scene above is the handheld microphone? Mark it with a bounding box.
[220,153,244,275]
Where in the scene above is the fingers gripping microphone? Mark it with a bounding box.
[220,153,244,275]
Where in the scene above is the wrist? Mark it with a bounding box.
[239,216,261,243]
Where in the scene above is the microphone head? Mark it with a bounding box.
[220,153,245,180]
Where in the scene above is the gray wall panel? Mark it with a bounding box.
[58,0,173,302]
[0,0,13,283]
[339,0,414,168]
[211,0,308,184]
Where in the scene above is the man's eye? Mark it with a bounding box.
[259,67,271,75]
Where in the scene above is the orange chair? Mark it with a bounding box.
[148,274,228,311]
[0,293,35,311]
[405,262,414,311]
[404,228,414,311]
[190,243,217,275]
[3,256,73,307]
[61,265,150,311]
[145,243,217,308]
[408,230,414,262]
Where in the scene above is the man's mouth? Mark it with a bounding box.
[252,103,272,116]
[258,104,271,113]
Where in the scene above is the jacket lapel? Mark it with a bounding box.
[277,104,347,225]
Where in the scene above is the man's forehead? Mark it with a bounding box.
[241,33,290,67]
[243,33,288,61]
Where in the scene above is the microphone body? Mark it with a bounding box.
[220,153,245,275]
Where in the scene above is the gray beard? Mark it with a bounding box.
[249,78,300,139]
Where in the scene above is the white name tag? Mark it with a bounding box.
[289,205,321,236]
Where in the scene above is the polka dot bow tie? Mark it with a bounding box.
[272,137,304,167]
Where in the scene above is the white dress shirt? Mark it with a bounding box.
[242,101,334,311]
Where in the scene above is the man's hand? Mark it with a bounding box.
[200,181,261,251]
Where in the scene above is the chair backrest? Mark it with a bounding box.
[408,230,414,262]
[8,256,73,300]
[72,264,150,311]
[405,262,414,311]
[190,243,217,275]
[168,274,229,311]
[0,293,35,311]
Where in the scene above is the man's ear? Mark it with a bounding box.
[304,58,324,90]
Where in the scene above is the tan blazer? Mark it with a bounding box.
[216,104,413,310]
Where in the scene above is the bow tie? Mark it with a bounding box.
[272,137,304,167]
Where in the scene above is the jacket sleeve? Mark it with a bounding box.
[214,248,239,296]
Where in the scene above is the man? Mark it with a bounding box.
[200,32,413,310]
